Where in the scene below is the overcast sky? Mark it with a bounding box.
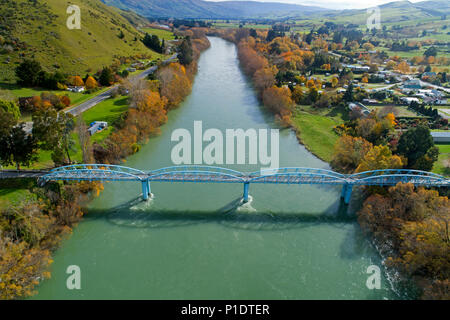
[206,0,426,10]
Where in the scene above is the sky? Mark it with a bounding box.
[206,0,426,10]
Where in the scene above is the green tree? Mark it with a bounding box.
[343,83,354,102]
[397,125,439,171]
[424,46,438,57]
[143,34,163,53]
[32,108,75,165]
[0,120,38,170]
[15,60,43,87]
[99,67,114,87]
[178,37,193,66]
[0,100,20,120]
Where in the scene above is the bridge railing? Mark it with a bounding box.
[148,166,247,177]
[148,167,246,183]
[349,169,446,180]
[248,167,346,178]
[48,164,147,176]
[353,174,450,187]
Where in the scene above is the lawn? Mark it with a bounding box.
[0,179,37,210]
[141,27,175,40]
[291,105,347,162]
[82,96,129,127]
[433,144,450,176]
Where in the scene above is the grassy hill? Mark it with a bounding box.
[310,0,450,25]
[0,0,161,83]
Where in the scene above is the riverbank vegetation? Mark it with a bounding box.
[0,179,103,299]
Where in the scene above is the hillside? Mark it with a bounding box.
[0,0,159,83]
[101,0,328,19]
[317,0,450,24]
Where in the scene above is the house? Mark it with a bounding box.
[362,99,380,105]
[349,102,371,116]
[403,79,422,90]
[342,64,370,73]
[421,72,437,79]
[88,121,108,136]
[400,97,420,105]
[425,97,448,105]
[431,132,450,143]
[68,86,85,93]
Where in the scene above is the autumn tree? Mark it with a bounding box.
[356,145,404,172]
[397,61,410,74]
[291,85,304,104]
[85,76,98,90]
[157,63,192,109]
[262,86,293,116]
[331,135,373,173]
[69,76,84,87]
[253,66,277,95]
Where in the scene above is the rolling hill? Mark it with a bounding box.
[101,0,328,19]
[0,0,160,83]
[318,0,450,24]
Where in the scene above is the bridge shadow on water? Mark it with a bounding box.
[84,196,357,232]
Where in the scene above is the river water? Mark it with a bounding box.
[34,37,399,300]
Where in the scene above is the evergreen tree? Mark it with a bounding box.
[15,59,43,87]
[99,67,114,87]
[178,37,193,66]
[344,83,354,102]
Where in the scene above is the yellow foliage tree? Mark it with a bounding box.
[85,76,98,90]
[356,145,404,172]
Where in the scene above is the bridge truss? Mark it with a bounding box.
[38,165,450,203]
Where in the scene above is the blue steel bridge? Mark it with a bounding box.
[34,164,450,204]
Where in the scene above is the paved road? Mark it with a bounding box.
[0,170,47,179]
[24,53,178,132]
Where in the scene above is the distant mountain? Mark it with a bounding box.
[101,0,328,19]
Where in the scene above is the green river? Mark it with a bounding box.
[34,37,400,300]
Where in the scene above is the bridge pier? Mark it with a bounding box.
[243,182,250,203]
[141,180,151,201]
[341,184,353,205]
